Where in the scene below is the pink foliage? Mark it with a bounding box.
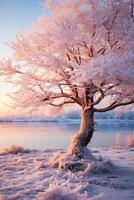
[0,0,134,113]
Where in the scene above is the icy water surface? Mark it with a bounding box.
[0,120,133,149]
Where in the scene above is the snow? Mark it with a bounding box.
[0,145,134,200]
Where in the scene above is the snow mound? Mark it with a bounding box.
[36,183,103,200]
[0,145,37,155]
[90,159,117,174]
[49,147,96,172]
[81,159,116,176]
[49,148,117,175]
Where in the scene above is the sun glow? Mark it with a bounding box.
[0,78,14,117]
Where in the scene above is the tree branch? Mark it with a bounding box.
[42,93,75,102]
[46,100,76,107]
[93,88,104,106]
[94,100,134,112]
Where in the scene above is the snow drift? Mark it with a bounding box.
[36,183,103,200]
[0,146,134,200]
[0,145,37,155]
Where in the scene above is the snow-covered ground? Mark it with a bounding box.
[0,145,134,200]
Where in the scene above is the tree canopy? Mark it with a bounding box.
[0,0,134,114]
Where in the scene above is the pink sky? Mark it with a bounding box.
[0,0,44,117]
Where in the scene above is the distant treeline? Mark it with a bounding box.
[63,111,134,120]
[0,111,134,122]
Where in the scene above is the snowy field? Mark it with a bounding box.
[0,145,134,200]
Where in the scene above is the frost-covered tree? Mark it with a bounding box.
[0,0,134,155]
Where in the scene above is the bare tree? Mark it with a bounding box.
[0,0,134,156]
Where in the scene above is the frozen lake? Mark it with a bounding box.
[0,120,134,150]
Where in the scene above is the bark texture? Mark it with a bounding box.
[67,108,94,155]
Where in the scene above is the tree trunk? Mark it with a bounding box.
[67,108,94,155]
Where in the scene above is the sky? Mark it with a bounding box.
[0,0,45,117]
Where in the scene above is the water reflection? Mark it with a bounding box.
[0,121,133,150]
